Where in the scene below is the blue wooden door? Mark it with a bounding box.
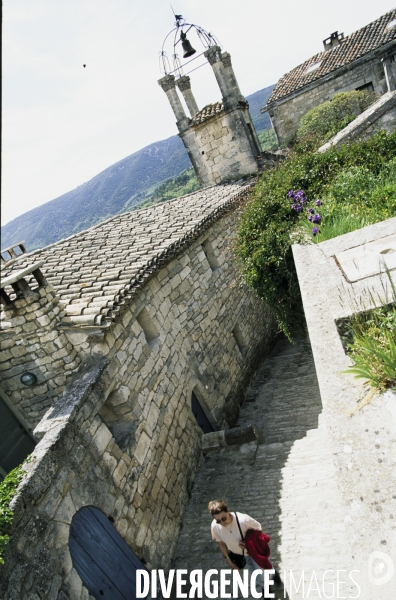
[191,392,214,434]
[69,506,148,599]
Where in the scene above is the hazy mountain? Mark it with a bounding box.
[1,85,274,252]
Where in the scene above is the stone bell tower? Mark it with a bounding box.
[158,42,264,187]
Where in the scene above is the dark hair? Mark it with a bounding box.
[208,500,229,515]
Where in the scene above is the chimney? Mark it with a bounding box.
[0,261,81,428]
[1,241,28,266]
[323,31,344,52]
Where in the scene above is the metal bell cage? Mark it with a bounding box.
[159,14,222,78]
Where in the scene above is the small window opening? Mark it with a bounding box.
[356,82,374,93]
[232,324,247,355]
[191,391,214,433]
[305,62,321,74]
[136,307,159,349]
[99,387,137,452]
[202,239,220,272]
[1,251,12,262]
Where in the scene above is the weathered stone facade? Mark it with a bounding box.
[184,104,262,187]
[0,184,277,598]
[268,52,390,145]
[159,47,265,186]
[264,9,396,146]
[1,280,81,431]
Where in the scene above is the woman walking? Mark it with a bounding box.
[208,500,281,596]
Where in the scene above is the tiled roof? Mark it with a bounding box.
[191,102,224,125]
[267,9,396,104]
[1,183,251,328]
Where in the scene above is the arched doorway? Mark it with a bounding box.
[69,506,148,599]
[191,391,214,433]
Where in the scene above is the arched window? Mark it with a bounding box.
[69,506,148,599]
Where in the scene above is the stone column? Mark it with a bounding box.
[382,54,396,92]
[176,76,199,117]
[221,52,245,103]
[158,75,190,131]
[204,46,238,108]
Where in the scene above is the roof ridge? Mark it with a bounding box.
[1,183,253,331]
[5,182,227,263]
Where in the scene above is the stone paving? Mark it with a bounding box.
[173,336,358,599]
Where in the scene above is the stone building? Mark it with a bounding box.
[263,8,396,146]
[0,183,276,598]
[158,46,269,187]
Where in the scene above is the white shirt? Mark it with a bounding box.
[211,511,261,555]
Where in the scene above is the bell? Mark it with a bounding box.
[180,32,196,58]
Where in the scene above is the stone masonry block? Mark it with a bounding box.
[92,422,113,455]
[135,431,151,465]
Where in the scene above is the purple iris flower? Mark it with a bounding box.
[308,208,315,214]
[312,227,319,236]
[288,190,295,199]
[312,214,321,224]
[296,205,303,212]
[315,199,322,206]
[308,216,313,222]
[296,191,307,206]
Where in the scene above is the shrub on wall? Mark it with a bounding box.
[235,131,396,340]
[0,461,29,564]
[295,90,375,148]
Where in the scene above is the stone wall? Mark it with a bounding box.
[269,53,388,146]
[0,208,276,599]
[0,283,81,431]
[181,107,260,187]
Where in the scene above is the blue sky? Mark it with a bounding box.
[2,0,395,225]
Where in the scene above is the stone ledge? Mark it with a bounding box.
[201,423,259,454]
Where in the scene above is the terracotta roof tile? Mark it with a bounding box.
[267,9,396,104]
[191,102,224,125]
[1,183,252,328]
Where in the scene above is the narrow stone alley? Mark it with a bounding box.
[173,336,357,600]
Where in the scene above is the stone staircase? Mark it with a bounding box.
[172,336,356,600]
